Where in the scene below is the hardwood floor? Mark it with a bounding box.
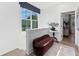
[61,34,79,56]
[29,42,75,56]
[75,45,79,56]
[2,48,27,56]
[2,42,76,56]
[2,35,79,56]
[60,36,75,47]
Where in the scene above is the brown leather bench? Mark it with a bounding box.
[33,34,54,56]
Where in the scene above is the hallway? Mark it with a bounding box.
[61,34,75,47]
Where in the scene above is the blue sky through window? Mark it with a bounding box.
[21,7,37,20]
[21,7,30,20]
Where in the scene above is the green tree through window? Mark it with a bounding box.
[21,7,38,31]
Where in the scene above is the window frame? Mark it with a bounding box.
[31,11,38,29]
[21,7,39,31]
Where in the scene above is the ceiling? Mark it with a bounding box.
[29,2,79,9]
[29,2,60,9]
[63,11,75,15]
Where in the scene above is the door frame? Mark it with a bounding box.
[60,11,75,41]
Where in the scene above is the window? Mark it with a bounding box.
[32,11,38,29]
[21,7,38,31]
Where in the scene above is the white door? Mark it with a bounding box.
[71,14,75,34]
[60,13,64,41]
[75,7,79,46]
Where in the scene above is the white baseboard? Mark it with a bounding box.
[19,47,33,55]
[75,44,79,51]
[26,48,33,55]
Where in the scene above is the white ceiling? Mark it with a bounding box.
[29,2,59,9]
[62,11,75,15]
[29,2,79,9]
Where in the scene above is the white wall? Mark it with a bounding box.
[0,2,21,55]
[75,6,79,47]
[54,3,79,43]
[18,31,26,50]
[38,5,61,41]
[38,6,60,28]
[18,2,79,53]
[38,3,79,42]
[26,28,50,55]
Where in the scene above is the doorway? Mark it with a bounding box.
[61,11,75,47]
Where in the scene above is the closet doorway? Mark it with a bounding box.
[61,11,75,47]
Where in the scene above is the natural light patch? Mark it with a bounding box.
[44,43,75,56]
[20,7,38,31]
